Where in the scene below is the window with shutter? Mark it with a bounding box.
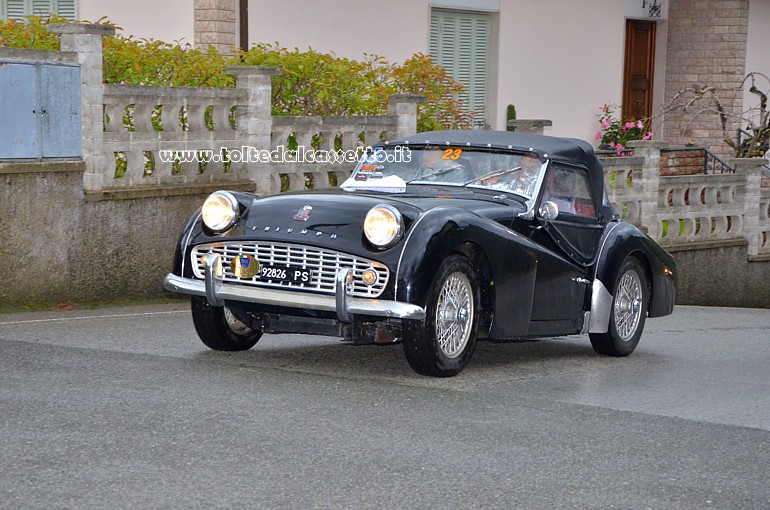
[54,0,76,20]
[429,8,490,128]
[4,0,27,19]
[1,0,76,20]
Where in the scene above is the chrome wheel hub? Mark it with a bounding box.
[435,273,474,358]
[614,270,643,342]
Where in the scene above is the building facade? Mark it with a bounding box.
[2,0,768,156]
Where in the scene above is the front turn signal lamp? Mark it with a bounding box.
[364,205,403,249]
[201,191,239,233]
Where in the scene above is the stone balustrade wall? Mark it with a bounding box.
[603,141,770,261]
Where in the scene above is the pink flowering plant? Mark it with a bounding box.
[595,104,654,154]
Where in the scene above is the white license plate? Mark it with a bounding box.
[258,264,312,283]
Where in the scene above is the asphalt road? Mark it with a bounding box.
[1,302,769,509]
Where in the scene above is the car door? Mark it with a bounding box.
[527,163,603,332]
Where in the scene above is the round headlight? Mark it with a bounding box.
[201,191,239,232]
[364,205,403,248]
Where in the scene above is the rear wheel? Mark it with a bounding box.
[191,297,262,351]
[590,257,647,356]
[402,255,480,377]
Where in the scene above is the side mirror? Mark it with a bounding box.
[538,201,559,221]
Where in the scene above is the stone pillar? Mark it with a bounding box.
[506,119,552,134]
[47,23,115,192]
[387,94,425,139]
[194,0,237,57]
[226,66,280,192]
[732,157,768,258]
[628,140,667,239]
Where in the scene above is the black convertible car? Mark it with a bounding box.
[164,131,676,376]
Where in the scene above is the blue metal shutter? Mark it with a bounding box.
[0,63,40,158]
[40,63,81,157]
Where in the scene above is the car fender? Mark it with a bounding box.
[395,206,540,337]
[589,222,677,333]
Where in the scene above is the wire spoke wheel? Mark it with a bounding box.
[436,273,474,358]
[613,269,643,341]
[224,306,253,336]
[401,255,480,377]
[191,297,262,351]
[589,257,648,357]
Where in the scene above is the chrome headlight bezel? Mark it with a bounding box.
[364,204,404,249]
[201,191,239,233]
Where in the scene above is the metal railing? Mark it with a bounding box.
[660,147,734,174]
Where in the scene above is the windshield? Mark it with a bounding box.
[341,146,545,199]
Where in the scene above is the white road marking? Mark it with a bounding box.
[0,310,188,326]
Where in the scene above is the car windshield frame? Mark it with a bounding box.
[344,146,547,201]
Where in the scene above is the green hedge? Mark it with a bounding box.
[1,16,472,131]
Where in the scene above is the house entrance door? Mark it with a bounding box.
[622,19,656,122]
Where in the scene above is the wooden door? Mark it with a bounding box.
[622,20,656,121]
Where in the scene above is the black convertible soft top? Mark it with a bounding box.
[382,130,616,222]
[385,130,601,177]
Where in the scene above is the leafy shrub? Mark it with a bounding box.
[103,37,233,87]
[236,45,472,131]
[0,15,62,49]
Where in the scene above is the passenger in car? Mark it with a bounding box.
[542,170,576,214]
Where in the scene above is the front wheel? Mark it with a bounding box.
[590,256,648,356]
[191,297,263,351]
[402,255,480,377]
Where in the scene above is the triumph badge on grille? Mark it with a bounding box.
[293,205,313,221]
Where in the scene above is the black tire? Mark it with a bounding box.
[402,255,480,377]
[590,256,648,357]
[191,297,262,351]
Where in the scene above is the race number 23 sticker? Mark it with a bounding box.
[442,148,462,160]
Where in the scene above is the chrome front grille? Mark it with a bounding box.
[191,241,389,298]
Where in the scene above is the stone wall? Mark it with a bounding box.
[0,161,210,307]
[664,0,750,158]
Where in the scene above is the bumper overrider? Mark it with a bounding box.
[163,253,426,323]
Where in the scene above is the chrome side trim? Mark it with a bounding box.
[588,278,613,333]
[591,221,622,279]
[394,210,432,298]
[580,311,591,335]
[180,211,201,278]
[164,273,426,321]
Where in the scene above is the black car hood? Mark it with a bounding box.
[192,186,524,253]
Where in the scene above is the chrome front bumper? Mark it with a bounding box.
[163,254,425,322]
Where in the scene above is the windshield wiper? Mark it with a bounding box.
[463,167,521,187]
[405,165,465,184]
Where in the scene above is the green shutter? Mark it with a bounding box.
[31,0,54,17]
[54,0,75,20]
[0,0,75,20]
[429,8,490,127]
[4,0,28,20]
